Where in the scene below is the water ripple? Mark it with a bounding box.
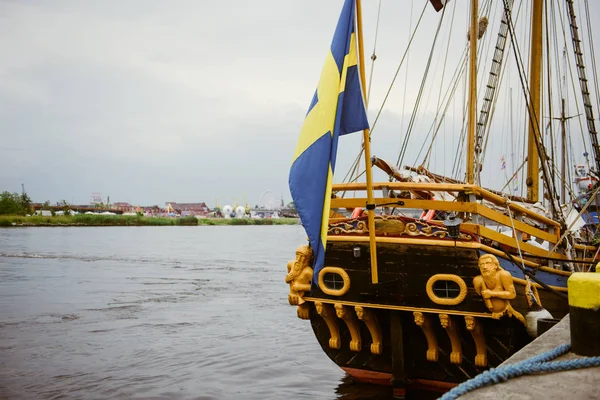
[0,226,395,399]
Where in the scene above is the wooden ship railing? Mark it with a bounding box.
[329,182,597,274]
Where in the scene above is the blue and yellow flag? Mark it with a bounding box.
[289,0,369,283]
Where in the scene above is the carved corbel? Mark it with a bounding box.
[335,304,361,352]
[439,314,462,364]
[355,306,382,355]
[297,303,310,320]
[465,316,487,367]
[315,302,340,349]
[413,312,438,362]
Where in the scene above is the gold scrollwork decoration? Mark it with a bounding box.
[327,215,473,240]
[318,267,351,296]
[328,221,368,235]
[426,274,468,305]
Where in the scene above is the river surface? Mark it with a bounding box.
[0,226,395,399]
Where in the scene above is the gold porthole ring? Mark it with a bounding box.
[318,267,351,296]
[426,274,467,306]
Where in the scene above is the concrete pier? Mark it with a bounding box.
[459,315,600,400]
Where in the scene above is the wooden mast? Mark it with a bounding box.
[561,98,567,202]
[356,0,379,284]
[467,0,478,184]
[526,0,543,202]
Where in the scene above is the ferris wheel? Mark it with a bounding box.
[260,190,279,209]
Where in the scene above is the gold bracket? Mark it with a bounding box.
[439,314,462,364]
[465,316,487,367]
[414,312,438,362]
[297,303,310,320]
[335,304,362,352]
[355,306,382,355]
[315,301,340,349]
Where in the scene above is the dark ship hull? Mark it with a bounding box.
[287,214,575,395]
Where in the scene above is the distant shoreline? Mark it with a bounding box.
[0,215,300,227]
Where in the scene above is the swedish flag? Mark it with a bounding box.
[289,0,369,283]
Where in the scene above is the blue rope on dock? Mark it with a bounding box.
[439,344,600,400]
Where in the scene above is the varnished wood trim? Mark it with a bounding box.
[474,225,579,261]
[539,266,571,276]
[474,203,558,243]
[573,243,597,252]
[330,182,561,228]
[512,277,568,292]
[330,197,477,213]
[330,197,559,244]
[303,298,494,318]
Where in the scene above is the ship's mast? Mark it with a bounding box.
[561,98,567,202]
[526,0,543,202]
[356,0,379,284]
[466,0,478,184]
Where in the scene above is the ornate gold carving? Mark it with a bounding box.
[374,218,406,235]
[285,245,313,306]
[335,304,361,352]
[327,215,472,240]
[328,220,368,235]
[414,312,438,362]
[439,314,462,364]
[426,274,468,305]
[465,316,487,367]
[473,254,525,324]
[318,267,351,296]
[315,301,340,349]
[297,303,310,320]
[356,306,382,355]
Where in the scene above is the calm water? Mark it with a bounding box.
[0,226,393,399]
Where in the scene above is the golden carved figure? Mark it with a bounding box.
[413,312,438,362]
[356,306,382,355]
[315,302,341,349]
[473,254,523,323]
[335,304,361,352]
[465,316,487,367]
[285,245,313,306]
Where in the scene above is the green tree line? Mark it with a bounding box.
[0,191,33,215]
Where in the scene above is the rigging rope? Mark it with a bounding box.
[369,1,428,136]
[365,0,382,107]
[503,0,564,223]
[400,0,415,137]
[344,1,428,183]
[421,0,458,168]
[396,5,447,168]
[584,0,600,116]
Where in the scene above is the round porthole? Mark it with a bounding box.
[426,274,467,305]
[318,267,351,296]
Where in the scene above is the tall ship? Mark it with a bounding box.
[285,0,600,397]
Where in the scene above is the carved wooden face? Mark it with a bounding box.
[315,302,323,314]
[478,255,498,277]
[355,307,364,319]
[414,313,424,325]
[465,317,475,330]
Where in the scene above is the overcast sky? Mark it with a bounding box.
[1,0,599,207]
